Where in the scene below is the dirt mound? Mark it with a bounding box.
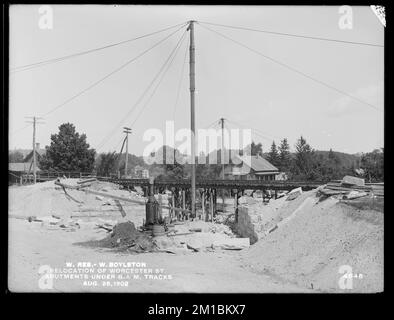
[243,195,383,292]
[9,178,145,221]
[76,221,156,253]
[9,180,78,218]
[248,190,316,237]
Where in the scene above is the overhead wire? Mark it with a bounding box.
[202,118,221,130]
[172,35,189,122]
[95,27,188,152]
[197,22,382,113]
[42,24,186,118]
[11,22,187,73]
[197,21,384,48]
[11,24,187,137]
[130,31,188,127]
[225,119,281,142]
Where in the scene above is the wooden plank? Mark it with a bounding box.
[114,199,127,218]
[55,181,146,205]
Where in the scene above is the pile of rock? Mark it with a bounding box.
[318,176,378,201]
[97,221,156,252]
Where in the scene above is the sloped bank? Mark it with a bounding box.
[234,190,315,244]
[239,193,383,292]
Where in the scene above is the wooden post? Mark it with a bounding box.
[213,189,217,218]
[234,190,237,211]
[182,189,186,220]
[202,190,205,221]
[235,191,239,223]
[123,127,132,177]
[158,194,163,221]
[32,117,36,184]
[171,193,175,221]
[188,20,196,218]
[210,190,214,222]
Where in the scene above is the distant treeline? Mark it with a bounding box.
[9,123,384,183]
[94,136,383,183]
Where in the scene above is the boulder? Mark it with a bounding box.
[342,175,365,187]
[286,187,303,201]
[212,238,250,250]
[239,196,257,205]
[343,191,368,200]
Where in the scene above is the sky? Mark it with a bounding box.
[9,5,384,155]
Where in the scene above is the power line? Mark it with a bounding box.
[11,123,31,136]
[11,22,187,73]
[95,28,188,152]
[130,32,188,127]
[42,24,186,118]
[202,118,221,130]
[197,23,382,112]
[11,24,186,136]
[113,136,125,154]
[109,32,187,144]
[97,29,187,151]
[225,119,280,142]
[197,21,384,48]
[173,36,189,121]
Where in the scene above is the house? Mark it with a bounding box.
[8,144,45,183]
[134,165,149,179]
[22,144,45,164]
[222,154,280,181]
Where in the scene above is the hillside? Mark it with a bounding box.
[314,150,360,168]
[242,191,383,292]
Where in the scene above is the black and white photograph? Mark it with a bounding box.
[7,4,384,294]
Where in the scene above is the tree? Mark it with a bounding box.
[40,123,96,172]
[328,148,341,166]
[118,153,147,176]
[96,152,118,177]
[291,136,317,180]
[9,151,24,163]
[278,138,291,172]
[361,148,384,182]
[244,141,263,156]
[267,141,280,167]
[154,146,185,180]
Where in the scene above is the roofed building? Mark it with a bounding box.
[8,144,45,183]
[222,154,280,181]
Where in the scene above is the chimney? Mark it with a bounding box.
[36,143,40,150]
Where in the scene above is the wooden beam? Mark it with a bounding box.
[55,181,146,205]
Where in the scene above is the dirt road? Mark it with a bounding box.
[8,218,307,292]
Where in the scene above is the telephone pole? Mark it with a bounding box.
[188,20,196,218]
[123,127,132,177]
[220,118,225,179]
[25,116,44,184]
[220,117,226,209]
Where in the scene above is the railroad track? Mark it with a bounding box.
[97,177,325,191]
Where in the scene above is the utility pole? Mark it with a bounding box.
[220,118,225,179]
[123,127,132,177]
[25,116,44,184]
[220,117,226,210]
[188,20,196,218]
